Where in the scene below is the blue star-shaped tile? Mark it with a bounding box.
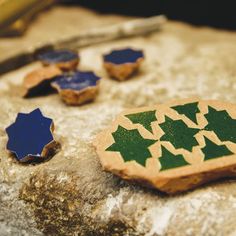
[51,71,101,105]
[103,48,144,81]
[6,108,57,162]
[38,49,79,70]
[103,48,144,65]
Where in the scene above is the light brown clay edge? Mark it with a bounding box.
[51,81,100,105]
[103,58,144,81]
[42,58,79,71]
[22,66,62,97]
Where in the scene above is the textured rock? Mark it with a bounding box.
[2,6,236,236]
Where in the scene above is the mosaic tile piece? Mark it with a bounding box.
[125,110,157,133]
[106,126,156,167]
[51,70,101,105]
[6,108,58,163]
[94,99,236,194]
[23,66,62,97]
[38,49,79,71]
[103,48,144,81]
[160,116,199,151]
[202,136,233,161]
[159,146,190,171]
[172,102,200,124]
[204,106,236,143]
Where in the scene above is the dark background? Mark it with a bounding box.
[61,0,236,30]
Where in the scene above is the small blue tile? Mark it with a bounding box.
[6,109,55,162]
[103,48,144,65]
[38,49,79,64]
[52,71,101,91]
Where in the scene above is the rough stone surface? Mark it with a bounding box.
[1,6,236,236]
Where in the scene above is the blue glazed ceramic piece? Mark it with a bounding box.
[38,49,79,70]
[6,108,56,162]
[38,49,79,64]
[53,71,100,91]
[103,48,144,65]
[51,71,101,105]
[103,48,144,81]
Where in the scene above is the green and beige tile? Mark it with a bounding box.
[94,99,236,194]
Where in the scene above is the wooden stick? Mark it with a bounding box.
[0,15,166,75]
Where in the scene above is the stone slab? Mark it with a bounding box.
[1,6,236,236]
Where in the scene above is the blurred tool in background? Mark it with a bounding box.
[0,0,54,36]
[66,0,236,29]
[1,0,236,37]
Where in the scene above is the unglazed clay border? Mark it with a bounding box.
[23,66,62,97]
[42,58,79,71]
[103,58,144,81]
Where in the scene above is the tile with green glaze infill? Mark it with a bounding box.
[159,146,190,171]
[202,136,233,161]
[95,100,236,194]
[106,126,156,166]
[172,102,200,124]
[205,106,236,143]
[125,110,157,133]
[160,116,199,151]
